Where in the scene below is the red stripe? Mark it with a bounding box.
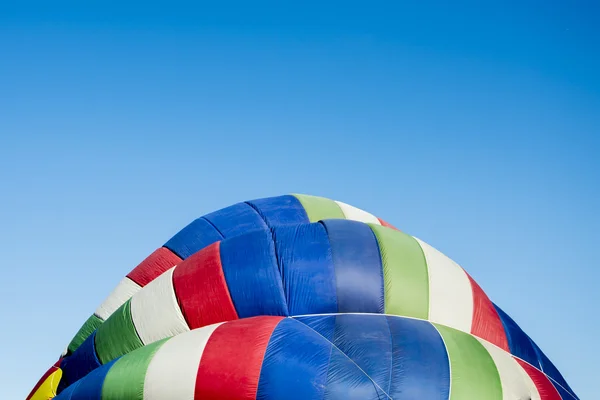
[195,316,283,400]
[516,359,562,400]
[378,218,399,231]
[172,241,238,329]
[25,358,62,400]
[126,247,182,287]
[467,273,510,352]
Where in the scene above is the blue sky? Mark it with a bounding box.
[1,1,598,398]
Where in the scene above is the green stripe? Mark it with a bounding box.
[292,194,345,222]
[369,225,429,319]
[67,314,104,354]
[434,323,502,400]
[94,299,144,364]
[101,338,169,400]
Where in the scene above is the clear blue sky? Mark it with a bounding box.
[1,1,598,398]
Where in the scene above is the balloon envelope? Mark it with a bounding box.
[27,194,578,400]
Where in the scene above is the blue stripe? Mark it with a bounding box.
[293,315,336,344]
[219,229,288,318]
[324,314,392,396]
[63,359,117,400]
[163,197,306,259]
[53,380,80,400]
[273,223,337,315]
[387,317,450,399]
[493,303,540,368]
[58,331,102,393]
[163,217,223,259]
[203,202,268,238]
[247,195,310,226]
[257,318,331,400]
[530,338,578,399]
[321,220,384,313]
[325,346,388,400]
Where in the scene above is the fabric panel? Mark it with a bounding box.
[434,323,503,400]
[293,315,337,344]
[334,201,380,224]
[63,359,117,400]
[494,303,540,368]
[256,318,331,400]
[324,345,388,400]
[369,225,429,319]
[26,359,63,400]
[220,230,288,317]
[414,237,473,332]
[273,224,337,315]
[202,201,268,239]
[195,316,283,399]
[28,368,62,400]
[292,193,345,222]
[126,247,182,287]
[478,338,541,400]
[130,267,189,345]
[387,317,450,399]
[101,339,168,400]
[467,273,509,351]
[94,299,144,365]
[246,195,309,226]
[94,277,142,321]
[516,359,562,400]
[530,339,577,398]
[171,242,238,329]
[59,332,102,393]
[67,314,103,354]
[322,220,384,313]
[163,217,223,259]
[324,314,392,394]
[54,380,80,400]
[143,323,223,400]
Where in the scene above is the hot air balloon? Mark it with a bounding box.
[27,194,578,400]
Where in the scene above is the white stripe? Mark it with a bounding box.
[335,201,381,224]
[478,338,541,400]
[130,267,190,345]
[94,277,142,320]
[143,322,223,400]
[414,237,474,333]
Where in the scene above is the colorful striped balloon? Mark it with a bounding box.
[54,315,570,400]
[27,194,578,400]
[63,194,398,356]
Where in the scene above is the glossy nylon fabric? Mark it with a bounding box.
[37,194,578,400]
[53,315,535,400]
[220,229,288,318]
[164,195,311,259]
[369,224,429,319]
[494,303,577,399]
[57,220,575,396]
[58,196,305,362]
[58,221,411,384]
[273,223,338,315]
[59,221,384,385]
[294,315,451,399]
[60,194,392,364]
[58,332,102,392]
[434,323,502,400]
[321,220,385,313]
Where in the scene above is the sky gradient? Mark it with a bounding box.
[1,2,598,398]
